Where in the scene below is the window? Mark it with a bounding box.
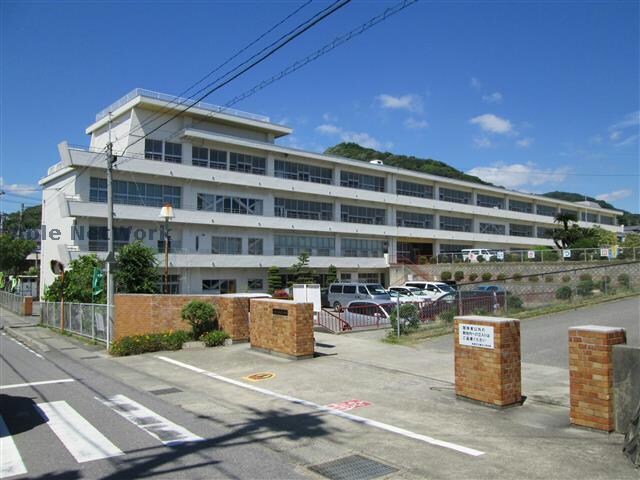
[510,223,534,237]
[439,188,471,204]
[274,235,335,256]
[197,194,263,215]
[274,159,332,184]
[340,171,385,192]
[439,244,472,254]
[581,212,598,222]
[87,226,130,251]
[476,194,504,209]
[157,237,182,253]
[396,211,433,229]
[341,205,386,225]
[144,139,163,160]
[248,279,263,290]
[509,199,533,213]
[358,273,381,283]
[439,215,472,232]
[341,238,386,257]
[202,279,236,294]
[396,181,433,199]
[164,142,182,163]
[210,149,227,169]
[274,198,333,221]
[211,237,242,254]
[600,216,614,225]
[561,208,578,217]
[229,152,266,175]
[537,226,553,238]
[479,223,506,235]
[160,275,181,294]
[248,238,263,255]
[192,146,209,167]
[536,204,557,217]
[90,177,181,208]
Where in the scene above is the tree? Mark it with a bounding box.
[0,234,36,275]
[115,241,159,294]
[550,212,584,249]
[267,266,281,294]
[291,252,314,284]
[622,233,640,249]
[44,254,105,303]
[325,264,337,287]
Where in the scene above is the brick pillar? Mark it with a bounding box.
[454,315,522,407]
[569,325,626,431]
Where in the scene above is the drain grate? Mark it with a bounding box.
[149,387,183,395]
[81,355,101,360]
[309,455,397,480]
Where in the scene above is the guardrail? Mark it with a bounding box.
[0,291,33,316]
[40,302,110,344]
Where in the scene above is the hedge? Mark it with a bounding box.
[110,331,191,356]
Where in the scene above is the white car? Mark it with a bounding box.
[404,282,456,302]
[388,286,432,303]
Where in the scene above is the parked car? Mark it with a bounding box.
[461,248,498,262]
[320,288,330,308]
[342,299,395,326]
[404,281,456,302]
[388,286,432,303]
[327,282,391,311]
[388,290,419,303]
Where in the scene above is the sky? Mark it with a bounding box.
[1,0,639,214]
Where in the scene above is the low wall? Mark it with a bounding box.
[249,298,314,359]
[114,294,258,341]
[613,344,640,433]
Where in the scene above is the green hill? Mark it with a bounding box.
[542,191,638,225]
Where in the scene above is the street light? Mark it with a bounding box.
[159,203,174,294]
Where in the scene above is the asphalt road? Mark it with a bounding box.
[0,331,305,479]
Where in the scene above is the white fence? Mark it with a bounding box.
[0,290,27,315]
[40,302,110,344]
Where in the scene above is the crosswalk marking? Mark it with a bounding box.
[36,401,124,463]
[0,415,27,478]
[97,394,202,446]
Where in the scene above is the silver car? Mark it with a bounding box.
[327,283,391,311]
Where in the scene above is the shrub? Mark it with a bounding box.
[507,294,523,311]
[441,271,452,281]
[562,275,571,283]
[555,286,572,300]
[513,273,522,281]
[477,256,485,263]
[181,301,218,339]
[438,255,451,264]
[496,273,506,281]
[429,256,438,264]
[618,273,631,288]
[544,276,554,283]
[578,273,592,282]
[481,272,492,281]
[437,309,455,324]
[110,331,191,356]
[389,303,420,335]
[454,271,465,281]
[528,275,539,282]
[598,276,611,291]
[200,330,230,347]
[469,273,478,281]
[576,280,594,297]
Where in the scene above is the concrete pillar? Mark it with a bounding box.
[21,296,33,316]
[569,325,626,431]
[454,315,522,407]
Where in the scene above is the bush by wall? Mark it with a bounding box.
[618,273,631,288]
[579,273,592,282]
[555,286,572,300]
[507,294,524,311]
[481,272,492,281]
[181,301,218,339]
[441,271,452,281]
[528,275,539,282]
[545,276,554,283]
[562,275,571,283]
[513,273,522,281]
[110,331,191,356]
[200,330,230,347]
[389,303,420,335]
[496,273,506,281]
[454,271,465,281]
[469,273,478,281]
[576,280,594,297]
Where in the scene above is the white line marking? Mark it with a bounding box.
[5,335,44,359]
[0,379,75,390]
[97,394,202,446]
[156,356,485,457]
[0,415,27,478]
[37,401,123,463]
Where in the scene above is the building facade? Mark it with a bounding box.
[39,89,621,295]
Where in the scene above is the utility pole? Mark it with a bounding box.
[106,112,117,347]
[18,203,24,238]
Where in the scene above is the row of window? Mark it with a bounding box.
[90,178,182,208]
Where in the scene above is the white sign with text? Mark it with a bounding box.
[459,323,495,349]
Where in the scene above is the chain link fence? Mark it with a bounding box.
[0,290,26,315]
[40,302,110,343]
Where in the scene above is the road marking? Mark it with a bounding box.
[97,394,203,446]
[0,415,27,478]
[4,334,44,359]
[0,379,75,391]
[37,401,123,463]
[326,399,372,412]
[156,356,485,457]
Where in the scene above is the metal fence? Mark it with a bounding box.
[0,290,27,315]
[40,302,110,343]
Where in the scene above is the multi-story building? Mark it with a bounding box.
[39,89,621,295]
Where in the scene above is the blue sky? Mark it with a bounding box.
[1,0,638,213]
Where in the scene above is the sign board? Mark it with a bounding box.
[563,249,571,258]
[496,251,504,261]
[459,323,495,349]
[600,248,609,258]
[527,250,536,259]
[292,284,321,312]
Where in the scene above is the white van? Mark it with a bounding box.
[461,249,495,262]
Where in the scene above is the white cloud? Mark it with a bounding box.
[516,137,534,148]
[375,93,423,113]
[0,177,40,198]
[470,77,482,90]
[614,133,639,147]
[609,111,640,131]
[482,92,503,104]
[315,124,341,135]
[610,131,622,141]
[469,113,513,134]
[322,113,338,122]
[466,162,570,188]
[404,117,429,129]
[473,136,492,149]
[596,189,632,202]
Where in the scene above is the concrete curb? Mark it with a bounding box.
[5,326,51,353]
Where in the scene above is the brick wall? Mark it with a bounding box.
[249,299,314,358]
[569,325,627,431]
[114,294,259,341]
[454,315,522,407]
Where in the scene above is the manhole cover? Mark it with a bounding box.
[309,455,397,480]
[243,372,276,382]
[149,387,183,395]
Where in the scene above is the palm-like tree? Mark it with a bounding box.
[550,212,579,249]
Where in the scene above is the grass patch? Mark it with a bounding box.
[383,321,454,346]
